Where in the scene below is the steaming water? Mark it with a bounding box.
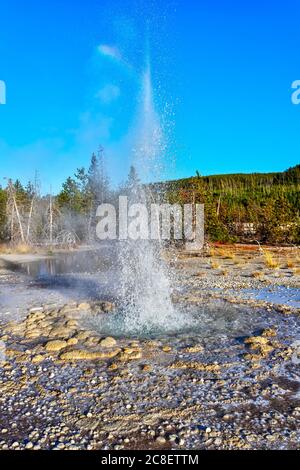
[95,58,190,337]
[114,236,197,337]
[133,60,167,179]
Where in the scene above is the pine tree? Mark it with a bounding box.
[57,177,83,213]
[86,148,110,206]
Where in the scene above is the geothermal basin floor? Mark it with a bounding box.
[0,247,300,450]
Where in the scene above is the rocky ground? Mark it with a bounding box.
[0,246,300,450]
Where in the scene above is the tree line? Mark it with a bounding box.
[156,164,300,244]
[0,154,299,246]
[0,147,140,246]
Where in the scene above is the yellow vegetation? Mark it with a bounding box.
[263,251,279,269]
[210,260,221,269]
[219,248,236,260]
[286,259,295,268]
[0,242,34,254]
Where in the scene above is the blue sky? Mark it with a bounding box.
[0,0,300,193]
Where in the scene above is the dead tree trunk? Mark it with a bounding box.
[49,191,53,244]
[10,205,15,241]
[26,197,35,243]
[217,194,222,218]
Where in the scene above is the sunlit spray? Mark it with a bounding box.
[94,50,196,336]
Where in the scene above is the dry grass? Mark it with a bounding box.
[0,243,34,255]
[220,269,228,276]
[286,254,300,269]
[252,271,263,279]
[14,243,33,254]
[207,247,216,257]
[218,248,236,260]
[0,243,11,255]
[286,259,295,269]
[210,260,221,269]
[263,251,279,269]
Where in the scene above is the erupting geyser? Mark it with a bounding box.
[94,56,196,337]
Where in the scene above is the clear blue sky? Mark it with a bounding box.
[0,0,300,193]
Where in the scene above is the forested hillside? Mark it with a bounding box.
[157,165,300,244]
[0,160,299,246]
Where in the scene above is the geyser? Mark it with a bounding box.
[94,57,196,337]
